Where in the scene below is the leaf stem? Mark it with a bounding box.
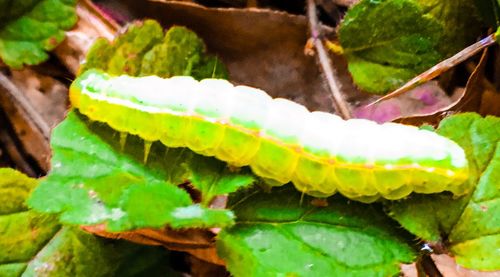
[306,0,352,119]
[370,33,497,105]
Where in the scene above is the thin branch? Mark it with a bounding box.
[370,33,497,105]
[306,0,352,119]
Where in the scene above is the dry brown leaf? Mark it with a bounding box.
[479,88,500,116]
[455,49,490,113]
[0,70,60,171]
[82,224,224,265]
[188,255,229,277]
[55,0,119,74]
[400,263,418,277]
[389,48,491,127]
[331,0,359,6]
[10,68,68,128]
[432,254,500,277]
[355,81,462,123]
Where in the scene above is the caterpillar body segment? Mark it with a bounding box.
[70,70,469,202]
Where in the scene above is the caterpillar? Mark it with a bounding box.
[70,69,469,203]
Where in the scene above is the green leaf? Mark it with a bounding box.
[0,0,77,68]
[21,227,180,277]
[0,168,38,214]
[0,168,61,277]
[0,168,177,277]
[217,186,415,277]
[339,0,443,94]
[187,155,255,206]
[82,20,164,76]
[80,19,228,79]
[28,111,253,231]
[417,0,484,56]
[0,210,60,276]
[387,113,500,271]
[449,143,499,270]
[387,194,468,242]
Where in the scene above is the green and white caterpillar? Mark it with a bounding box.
[70,70,469,202]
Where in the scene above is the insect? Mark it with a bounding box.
[70,69,469,203]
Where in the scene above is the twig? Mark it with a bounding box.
[306,0,352,119]
[370,33,497,105]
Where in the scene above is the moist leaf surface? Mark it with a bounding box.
[217,186,415,277]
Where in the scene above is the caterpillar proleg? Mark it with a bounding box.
[70,70,469,202]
